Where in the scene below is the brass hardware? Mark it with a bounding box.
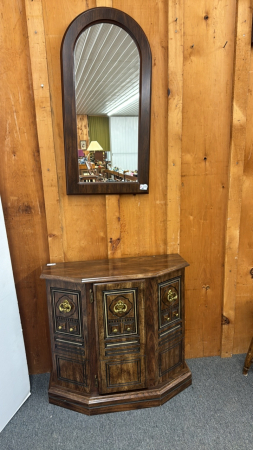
[58,326,62,330]
[166,317,171,321]
[69,327,74,332]
[167,289,178,303]
[114,300,127,314]
[90,289,94,303]
[126,327,131,331]
[95,375,98,387]
[59,299,72,313]
[173,312,179,317]
[113,328,118,333]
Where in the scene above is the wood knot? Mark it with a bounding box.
[222,315,230,325]
[18,203,33,215]
[109,238,121,252]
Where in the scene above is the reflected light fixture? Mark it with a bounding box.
[87,141,103,151]
[107,93,139,116]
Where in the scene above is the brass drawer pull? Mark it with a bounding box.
[69,327,74,332]
[113,328,118,333]
[114,300,127,314]
[59,299,72,313]
[126,327,131,332]
[58,326,62,330]
[167,289,178,303]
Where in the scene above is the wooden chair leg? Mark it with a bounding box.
[243,337,253,376]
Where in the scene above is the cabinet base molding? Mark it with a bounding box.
[48,365,192,416]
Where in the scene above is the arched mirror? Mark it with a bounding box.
[61,7,151,195]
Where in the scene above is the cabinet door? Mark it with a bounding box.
[94,280,146,394]
[47,283,89,393]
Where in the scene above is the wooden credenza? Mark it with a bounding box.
[41,254,192,415]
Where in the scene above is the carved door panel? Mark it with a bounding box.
[47,283,89,393]
[94,280,146,394]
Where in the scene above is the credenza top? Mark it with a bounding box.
[41,254,189,284]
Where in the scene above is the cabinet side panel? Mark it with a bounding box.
[156,270,186,385]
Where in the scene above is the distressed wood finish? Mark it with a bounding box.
[96,0,112,6]
[25,0,64,262]
[4,0,253,375]
[167,0,183,254]
[221,1,252,357]
[182,0,237,358]
[0,0,51,374]
[230,3,253,356]
[42,254,191,415]
[106,195,122,259]
[42,0,107,263]
[113,0,167,259]
[243,337,253,375]
[98,0,117,260]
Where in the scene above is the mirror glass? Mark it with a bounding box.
[74,24,140,184]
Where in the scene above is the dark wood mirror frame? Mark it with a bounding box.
[61,7,152,195]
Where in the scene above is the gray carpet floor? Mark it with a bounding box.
[1,354,253,450]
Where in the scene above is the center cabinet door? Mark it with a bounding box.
[94,280,146,394]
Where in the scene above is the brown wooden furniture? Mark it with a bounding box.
[102,169,138,182]
[79,175,98,182]
[41,254,191,415]
[79,163,95,175]
[61,7,151,195]
[243,337,253,375]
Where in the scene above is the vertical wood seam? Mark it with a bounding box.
[96,0,121,260]
[221,0,252,357]
[24,0,64,263]
[167,0,183,255]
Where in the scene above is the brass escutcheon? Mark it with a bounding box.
[59,299,72,313]
[113,300,127,314]
[167,289,178,303]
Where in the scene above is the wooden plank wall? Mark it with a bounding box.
[0,0,51,373]
[182,1,237,358]
[1,0,253,373]
[76,116,89,149]
[233,14,253,354]
[221,0,252,357]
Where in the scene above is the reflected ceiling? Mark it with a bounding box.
[74,23,140,117]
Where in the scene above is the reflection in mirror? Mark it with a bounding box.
[74,23,140,184]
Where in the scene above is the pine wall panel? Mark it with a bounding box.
[1,0,253,373]
[181,1,237,357]
[0,0,51,373]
